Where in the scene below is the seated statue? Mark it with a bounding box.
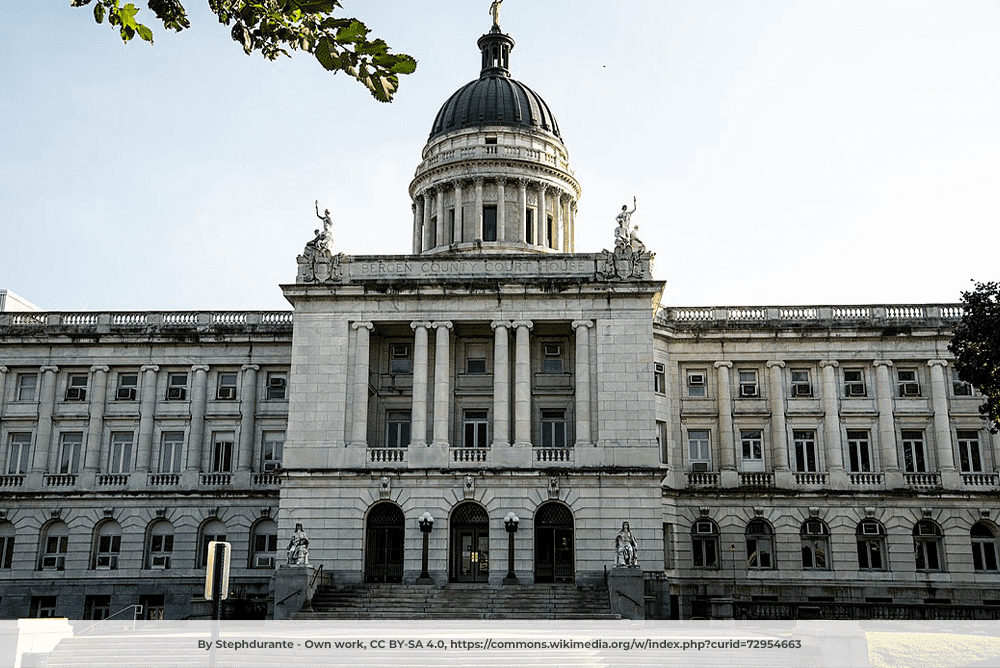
[615,521,639,568]
[286,522,310,565]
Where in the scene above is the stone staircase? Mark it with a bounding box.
[294,582,619,619]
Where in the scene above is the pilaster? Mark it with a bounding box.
[929,359,961,489]
[33,366,58,474]
[350,323,374,447]
[512,320,533,447]
[766,361,791,486]
[873,360,903,488]
[410,322,431,448]
[572,320,593,447]
[237,364,259,471]
[83,366,109,475]
[820,361,848,489]
[491,321,511,448]
[431,322,453,448]
[714,362,735,486]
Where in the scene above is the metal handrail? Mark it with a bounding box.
[79,604,143,635]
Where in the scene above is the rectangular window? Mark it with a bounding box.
[166,373,188,400]
[448,208,456,243]
[16,373,37,402]
[150,533,174,569]
[385,412,410,448]
[844,369,866,397]
[542,344,563,374]
[463,410,489,448]
[30,596,57,618]
[692,534,718,568]
[898,369,921,397]
[688,429,711,471]
[540,409,567,447]
[793,430,818,472]
[96,535,121,570]
[1,532,14,568]
[466,344,488,374]
[740,429,763,462]
[85,595,112,621]
[216,372,238,400]
[65,373,88,401]
[59,433,83,474]
[657,420,668,464]
[738,370,759,397]
[546,215,554,248]
[525,209,534,244]
[261,431,285,469]
[7,433,32,475]
[847,430,872,472]
[791,369,812,397]
[901,430,927,473]
[953,368,973,396]
[116,372,138,401]
[211,432,234,473]
[483,205,497,241]
[109,432,133,474]
[42,536,67,570]
[389,346,412,375]
[654,363,666,394]
[958,430,983,473]
[160,432,184,473]
[265,372,287,400]
[686,370,707,398]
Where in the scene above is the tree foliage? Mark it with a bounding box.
[949,280,1000,433]
[70,0,416,102]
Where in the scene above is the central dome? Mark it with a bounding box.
[428,27,561,142]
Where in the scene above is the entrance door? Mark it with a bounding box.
[451,502,489,582]
[365,503,404,583]
[535,502,574,583]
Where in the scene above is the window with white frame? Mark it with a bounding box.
[856,520,886,570]
[844,369,867,397]
[957,430,984,473]
[385,412,410,448]
[211,432,234,473]
[540,409,567,447]
[40,522,69,571]
[64,373,88,401]
[691,520,719,569]
[116,372,138,401]
[542,343,563,374]
[654,363,665,394]
[740,429,763,464]
[16,373,37,402]
[389,344,412,375]
[30,596,57,618]
[738,370,759,398]
[901,430,927,473]
[216,372,238,400]
[0,522,15,569]
[745,520,774,569]
[251,519,278,569]
[7,433,32,475]
[793,430,818,472]
[953,368,973,396]
[686,370,707,397]
[913,520,943,572]
[897,369,920,397]
[463,410,488,448]
[261,430,285,469]
[791,369,812,397]
[199,519,227,567]
[166,372,188,400]
[108,432,133,474]
[93,521,122,570]
[265,372,287,400]
[59,432,83,474]
[846,430,873,473]
[688,429,711,471]
[148,520,174,569]
[466,343,488,374]
[801,519,829,570]
[657,421,668,464]
[972,523,999,572]
[160,432,184,473]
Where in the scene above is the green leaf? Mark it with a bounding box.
[94,2,105,23]
[136,24,154,42]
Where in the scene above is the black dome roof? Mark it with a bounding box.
[428,26,561,142]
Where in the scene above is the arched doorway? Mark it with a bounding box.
[365,503,404,583]
[450,502,489,582]
[535,502,574,583]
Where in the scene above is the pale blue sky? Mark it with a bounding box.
[1,1,997,311]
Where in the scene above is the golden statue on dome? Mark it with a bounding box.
[489,0,503,28]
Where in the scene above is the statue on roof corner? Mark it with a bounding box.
[489,0,503,27]
[598,196,655,281]
[296,200,348,284]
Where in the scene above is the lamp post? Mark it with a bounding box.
[417,512,434,585]
[730,543,738,600]
[503,511,520,585]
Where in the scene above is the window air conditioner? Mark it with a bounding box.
[42,556,65,570]
[255,556,275,568]
[690,462,709,472]
[695,521,715,534]
[918,523,937,536]
[391,345,410,358]
[688,374,705,386]
[217,386,236,400]
[151,555,170,569]
[116,387,136,400]
[846,384,866,397]
[543,344,562,357]
[953,382,972,396]
[65,387,86,401]
[861,522,880,536]
[654,362,665,373]
[262,461,280,472]
[96,555,117,570]
[900,383,920,397]
[166,387,186,400]
[268,377,286,388]
[739,384,759,397]
[805,521,824,535]
[792,383,812,397]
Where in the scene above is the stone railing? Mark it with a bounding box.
[849,472,884,486]
[252,472,281,486]
[905,472,941,489]
[794,472,828,486]
[369,448,406,464]
[451,448,489,463]
[199,473,232,486]
[147,473,180,486]
[685,471,719,488]
[734,601,1000,621]
[0,475,25,488]
[534,447,573,463]
[963,472,999,487]
[419,144,573,175]
[96,474,129,487]
[44,474,77,487]
[739,472,774,488]
[658,304,962,328]
[0,311,294,331]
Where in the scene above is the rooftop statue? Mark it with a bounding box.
[599,196,654,281]
[297,200,348,284]
[489,0,504,27]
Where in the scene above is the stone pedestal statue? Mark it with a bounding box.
[286,522,310,565]
[614,521,639,568]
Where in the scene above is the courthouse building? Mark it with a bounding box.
[1,17,998,621]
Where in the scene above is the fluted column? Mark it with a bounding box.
[431,322,453,447]
[412,201,421,254]
[512,320,534,447]
[33,366,58,473]
[422,190,433,251]
[453,181,464,243]
[714,362,734,472]
[766,361,789,471]
[929,360,957,471]
[84,366,109,472]
[491,321,511,447]
[553,194,564,251]
[351,322,374,447]
[237,364,258,471]
[820,361,844,473]
[496,178,506,242]
[137,364,162,472]
[474,178,484,242]
[537,186,547,247]
[572,320,593,446]
[873,361,899,472]
[410,321,431,446]
[436,187,446,247]
[518,179,528,243]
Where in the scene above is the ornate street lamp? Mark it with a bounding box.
[417,512,434,585]
[503,511,520,585]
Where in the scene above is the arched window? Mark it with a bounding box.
[39,521,69,571]
[800,519,829,570]
[691,519,719,569]
[745,520,774,569]
[913,520,943,572]
[147,520,174,569]
[857,519,886,570]
[972,522,999,572]
[93,520,122,570]
[0,522,15,569]
[251,519,278,569]
[199,519,227,568]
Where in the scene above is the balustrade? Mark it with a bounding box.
[451,448,489,463]
[739,472,774,487]
[44,474,77,487]
[369,448,407,463]
[96,474,129,486]
[849,472,884,486]
[0,475,24,488]
[147,473,180,486]
[963,472,998,487]
[199,473,232,486]
[685,471,720,488]
[904,472,941,489]
[794,472,828,485]
[534,447,573,463]
[252,472,282,486]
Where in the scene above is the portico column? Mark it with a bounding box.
[570,202,577,252]
[474,178,484,242]
[453,181,464,243]
[572,320,593,446]
[189,365,210,472]
[518,179,528,243]
[929,360,958,482]
[30,366,58,473]
[819,361,845,474]
[422,190,433,251]
[135,364,161,472]
[766,361,789,472]
[412,202,422,254]
[537,185,548,246]
[350,322,374,447]
[410,322,431,446]
[436,188,446,247]
[491,321,511,447]
[714,362,735,472]
[431,321,454,447]
[84,366,109,473]
[496,178,506,242]
[512,320,533,447]
[553,194,563,251]
[237,364,258,471]
[873,361,900,472]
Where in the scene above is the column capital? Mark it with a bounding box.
[40,365,59,374]
[410,320,433,331]
[491,320,512,330]
[191,364,210,372]
[571,319,593,330]
[927,359,949,368]
[517,177,528,188]
[538,184,549,194]
[511,320,533,330]
[241,364,260,372]
[140,364,159,373]
[495,177,507,186]
[89,365,110,374]
[713,361,733,369]
[873,360,894,368]
[819,360,840,369]
[432,321,453,330]
[473,177,485,186]
[352,321,374,331]
[766,361,785,369]
[453,178,465,188]
[0,366,7,374]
